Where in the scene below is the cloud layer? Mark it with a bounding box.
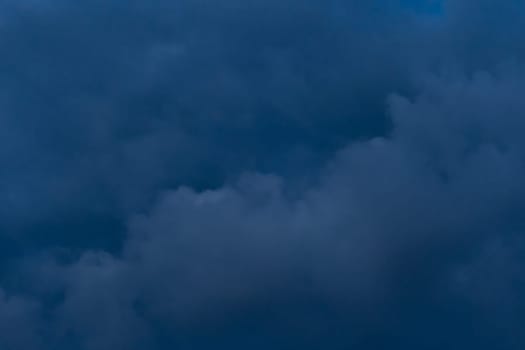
[1,1,525,349]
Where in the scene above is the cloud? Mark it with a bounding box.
[0,289,42,350]
[1,0,525,349]
[0,0,415,235]
[6,66,522,349]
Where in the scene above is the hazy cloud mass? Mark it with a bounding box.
[1,1,525,349]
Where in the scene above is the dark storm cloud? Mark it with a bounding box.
[9,67,525,349]
[0,288,42,350]
[1,0,525,349]
[0,0,420,240]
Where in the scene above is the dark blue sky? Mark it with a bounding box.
[1,0,525,349]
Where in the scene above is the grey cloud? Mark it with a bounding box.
[2,1,525,349]
[12,66,525,349]
[0,0,419,241]
[0,289,42,350]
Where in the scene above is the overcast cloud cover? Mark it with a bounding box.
[1,0,525,349]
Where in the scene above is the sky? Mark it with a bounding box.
[0,0,525,349]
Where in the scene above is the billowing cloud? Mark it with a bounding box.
[1,0,525,349]
[7,67,523,349]
[0,289,42,350]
